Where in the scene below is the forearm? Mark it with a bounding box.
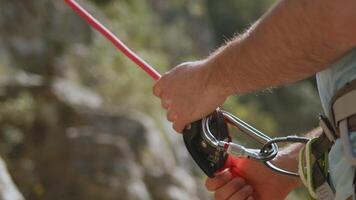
[208,0,356,94]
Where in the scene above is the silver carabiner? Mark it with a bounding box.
[201,109,278,161]
[201,109,310,177]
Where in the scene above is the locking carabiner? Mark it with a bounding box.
[183,108,310,178]
[201,110,278,161]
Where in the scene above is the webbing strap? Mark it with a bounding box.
[298,117,339,200]
[311,133,333,160]
[319,115,337,143]
[333,90,356,125]
[299,137,334,199]
[331,79,356,130]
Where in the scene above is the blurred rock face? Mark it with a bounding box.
[1,83,209,200]
[59,110,206,200]
[0,0,209,200]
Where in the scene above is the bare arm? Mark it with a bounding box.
[153,0,356,132]
[210,0,356,94]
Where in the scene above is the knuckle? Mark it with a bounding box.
[205,178,218,191]
[161,101,168,109]
[166,114,172,122]
[205,179,212,191]
[153,84,161,97]
[178,124,186,133]
[173,120,184,133]
[173,123,180,133]
[162,99,171,110]
[167,112,176,122]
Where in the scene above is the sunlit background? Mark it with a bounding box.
[0,0,322,199]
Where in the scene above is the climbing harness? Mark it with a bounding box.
[298,116,335,199]
[65,1,356,199]
[297,79,356,200]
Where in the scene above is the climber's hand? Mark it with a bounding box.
[205,157,301,200]
[206,170,253,200]
[153,60,230,133]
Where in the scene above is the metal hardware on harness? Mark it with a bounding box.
[261,136,310,177]
[201,110,278,161]
[201,109,311,177]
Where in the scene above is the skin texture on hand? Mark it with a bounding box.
[153,61,229,132]
[206,171,254,200]
[206,157,301,200]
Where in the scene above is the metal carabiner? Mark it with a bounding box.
[261,136,310,177]
[201,109,278,161]
[201,109,311,177]
[184,108,310,177]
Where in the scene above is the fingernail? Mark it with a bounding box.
[247,196,254,200]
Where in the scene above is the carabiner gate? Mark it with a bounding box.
[201,110,278,161]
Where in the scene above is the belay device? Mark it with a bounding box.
[183,109,230,177]
[65,0,310,178]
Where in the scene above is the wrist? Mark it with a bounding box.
[204,56,236,98]
[272,148,302,189]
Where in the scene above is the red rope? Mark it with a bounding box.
[64,0,161,81]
